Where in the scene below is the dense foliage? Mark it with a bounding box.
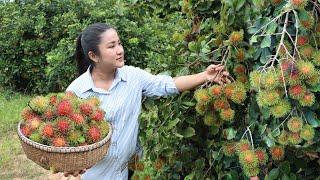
[1,0,320,179]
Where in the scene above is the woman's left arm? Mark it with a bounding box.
[173,64,230,92]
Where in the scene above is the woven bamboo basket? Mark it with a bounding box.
[17,121,112,172]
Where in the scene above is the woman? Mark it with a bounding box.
[64,23,230,180]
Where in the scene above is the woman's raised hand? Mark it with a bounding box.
[205,64,231,85]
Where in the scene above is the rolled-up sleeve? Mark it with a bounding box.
[135,67,180,97]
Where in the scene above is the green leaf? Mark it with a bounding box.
[259,124,267,135]
[174,133,184,138]
[181,127,196,138]
[263,136,275,147]
[279,161,291,174]
[211,151,219,160]
[306,111,320,128]
[188,41,197,52]
[266,22,278,34]
[271,128,281,137]
[282,174,290,180]
[250,35,258,44]
[260,48,271,64]
[235,0,245,11]
[168,119,180,130]
[310,84,320,92]
[225,128,237,140]
[268,168,279,180]
[261,35,271,48]
[182,101,196,107]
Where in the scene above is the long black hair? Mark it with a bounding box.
[75,23,114,75]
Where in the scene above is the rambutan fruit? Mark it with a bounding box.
[154,159,165,170]
[57,100,73,116]
[29,96,49,114]
[239,150,259,169]
[287,116,303,132]
[219,108,235,121]
[67,130,83,146]
[287,69,303,85]
[41,124,54,138]
[288,132,302,144]
[224,83,236,99]
[306,71,320,86]
[203,113,216,126]
[52,137,67,147]
[91,109,105,122]
[249,70,262,90]
[297,60,315,78]
[43,110,54,120]
[262,70,280,89]
[296,35,309,46]
[236,74,249,84]
[243,166,260,177]
[98,120,110,137]
[229,30,244,44]
[290,0,307,9]
[86,96,101,107]
[299,11,314,30]
[235,48,245,62]
[279,41,292,57]
[270,146,285,161]
[255,148,268,165]
[300,124,315,141]
[133,162,145,171]
[289,84,305,99]
[49,95,57,106]
[69,113,85,125]
[213,118,224,128]
[56,119,70,134]
[279,59,295,73]
[237,139,251,153]
[195,102,207,115]
[222,142,236,157]
[213,98,230,111]
[311,51,320,66]
[257,90,280,107]
[208,85,223,97]
[79,103,93,116]
[87,126,101,143]
[230,84,247,104]
[299,92,315,107]
[233,64,246,75]
[194,89,211,104]
[21,125,32,137]
[270,99,291,118]
[271,0,283,6]
[29,132,42,143]
[21,107,37,121]
[26,117,42,130]
[278,131,289,145]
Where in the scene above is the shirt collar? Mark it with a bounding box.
[80,65,127,94]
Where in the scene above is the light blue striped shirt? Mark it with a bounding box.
[66,65,179,179]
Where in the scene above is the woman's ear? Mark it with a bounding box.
[88,51,99,63]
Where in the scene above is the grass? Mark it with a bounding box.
[0,90,51,179]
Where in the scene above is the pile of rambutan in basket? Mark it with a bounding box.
[17,92,112,172]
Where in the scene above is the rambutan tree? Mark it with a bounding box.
[132,0,320,179]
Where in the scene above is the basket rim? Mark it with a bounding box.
[17,120,112,153]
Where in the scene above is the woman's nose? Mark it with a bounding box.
[116,44,124,55]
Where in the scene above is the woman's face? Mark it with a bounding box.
[95,28,125,70]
